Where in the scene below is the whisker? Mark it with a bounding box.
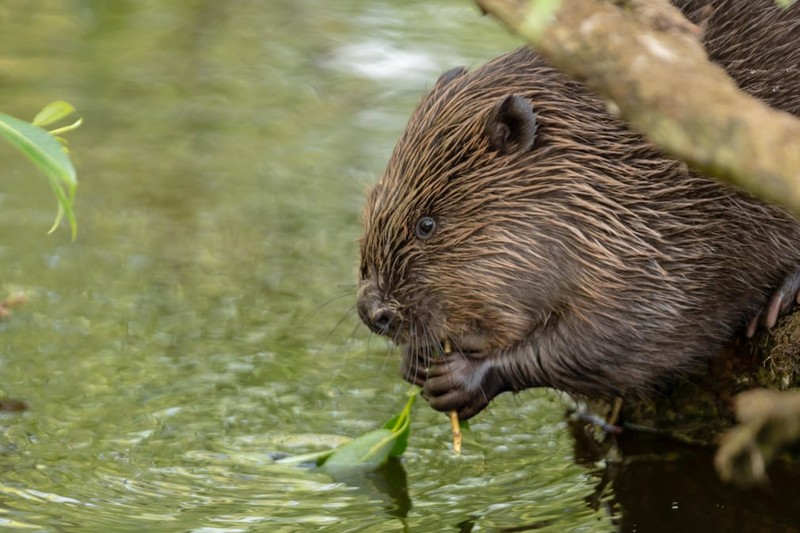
[378,335,396,374]
[417,321,437,386]
[406,322,420,385]
[315,288,358,314]
[327,303,359,341]
[346,320,364,348]
[302,287,359,350]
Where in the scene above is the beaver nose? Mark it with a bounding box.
[370,308,396,333]
[357,296,398,336]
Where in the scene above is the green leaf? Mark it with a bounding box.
[381,414,406,457]
[32,100,77,128]
[319,429,397,475]
[276,391,418,476]
[319,390,417,474]
[0,110,78,238]
[0,112,76,184]
[382,390,416,457]
[274,448,338,468]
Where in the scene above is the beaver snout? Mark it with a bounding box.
[359,300,397,335]
[357,284,399,336]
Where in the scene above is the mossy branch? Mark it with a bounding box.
[474,0,800,216]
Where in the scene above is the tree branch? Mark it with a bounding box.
[475,0,800,216]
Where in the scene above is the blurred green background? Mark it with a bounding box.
[0,1,615,531]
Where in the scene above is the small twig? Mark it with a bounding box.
[575,411,623,435]
[443,338,462,454]
[608,397,623,426]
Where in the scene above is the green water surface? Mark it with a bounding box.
[0,1,612,531]
[4,1,797,532]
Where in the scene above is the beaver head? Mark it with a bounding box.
[356,47,800,419]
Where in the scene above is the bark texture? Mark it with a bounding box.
[475,0,800,217]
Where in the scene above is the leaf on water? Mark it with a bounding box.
[319,428,398,475]
[273,448,338,468]
[276,390,418,475]
[320,391,417,474]
[381,413,408,458]
[382,390,415,457]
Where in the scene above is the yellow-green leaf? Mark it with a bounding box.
[275,391,417,477]
[32,100,77,128]
[0,110,78,238]
[381,390,415,457]
[319,429,397,475]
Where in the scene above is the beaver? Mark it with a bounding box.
[357,0,800,420]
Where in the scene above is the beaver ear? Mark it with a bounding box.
[486,94,538,154]
[436,66,467,87]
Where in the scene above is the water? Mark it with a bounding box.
[0,1,796,531]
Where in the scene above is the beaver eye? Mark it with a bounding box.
[415,216,436,240]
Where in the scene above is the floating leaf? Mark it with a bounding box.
[319,428,398,475]
[276,391,417,475]
[271,449,336,468]
[382,390,415,457]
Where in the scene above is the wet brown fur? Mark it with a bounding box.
[358,0,800,418]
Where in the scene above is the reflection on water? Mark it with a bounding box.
[0,0,792,531]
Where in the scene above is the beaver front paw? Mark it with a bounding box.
[422,355,510,420]
[747,269,800,337]
[400,347,430,388]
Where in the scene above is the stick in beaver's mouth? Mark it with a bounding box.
[443,338,462,455]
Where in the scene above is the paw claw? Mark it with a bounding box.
[746,312,761,338]
[751,269,800,335]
